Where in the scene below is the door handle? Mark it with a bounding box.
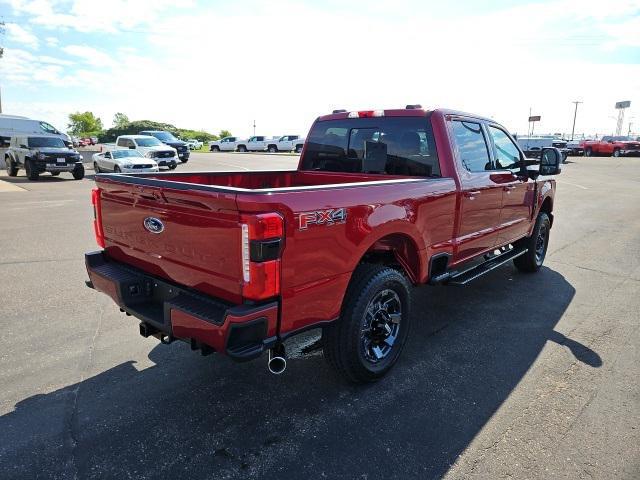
[464,190,481,198]
[503,185,516,191]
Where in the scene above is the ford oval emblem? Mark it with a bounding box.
[143,217,164,234]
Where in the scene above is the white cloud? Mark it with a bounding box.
[61,45,117,67]
[5,23,39,49]
[45,36,59,47]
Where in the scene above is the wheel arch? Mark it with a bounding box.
[355,232,424,285]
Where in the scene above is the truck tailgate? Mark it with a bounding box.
[96,179,243,303]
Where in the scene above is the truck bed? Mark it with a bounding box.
[96,170,422,192]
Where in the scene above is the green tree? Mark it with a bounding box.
[218,129,232,139]
[68,111,103,136]
[112,112,129,128]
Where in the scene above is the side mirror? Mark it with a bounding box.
[540,147,562,175]
[128,145,135,149]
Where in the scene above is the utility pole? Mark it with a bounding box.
[253,120,256,137]
[570,101,582,141]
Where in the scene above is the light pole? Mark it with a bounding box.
[253,120,256,137]
[570,101,582,141]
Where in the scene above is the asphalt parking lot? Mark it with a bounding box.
[0,152,638,479]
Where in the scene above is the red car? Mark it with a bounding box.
[85,107,561,383]
[580,136,640,157]
[78,138,91,147]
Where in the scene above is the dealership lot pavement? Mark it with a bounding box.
[0,153,638,479]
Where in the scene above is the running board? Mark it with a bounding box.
[446,248,528,286]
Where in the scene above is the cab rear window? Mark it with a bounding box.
[300,116,440,177]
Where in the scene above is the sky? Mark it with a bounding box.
[1,0,639,138]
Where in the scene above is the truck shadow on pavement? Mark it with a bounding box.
[0,266,600,479]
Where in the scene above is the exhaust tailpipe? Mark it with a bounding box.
[268,345,287,375]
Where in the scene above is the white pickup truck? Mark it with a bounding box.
[209,136,243,152]
[235,136,282,152]
[115,135,178,169]
[265,135,305,153]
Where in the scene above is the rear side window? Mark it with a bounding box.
[301,116,440,177]
[450,120,491,172]
[117,138,126,147]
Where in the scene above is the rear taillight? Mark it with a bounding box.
[240,213,284,300]
[91,187,105,248]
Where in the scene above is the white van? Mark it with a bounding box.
[0,114,71,147]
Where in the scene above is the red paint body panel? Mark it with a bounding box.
[89,108,556,351]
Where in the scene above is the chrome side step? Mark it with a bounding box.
[433,248,528,286]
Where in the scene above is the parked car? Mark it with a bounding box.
[235,136,280,152]
[79,138,92,147]
[85,106,562,383]
[92,149,159,173]
[580,136,640,157]
[265,135,305,153]
[115,135,178,169]
[139,130,190,162]
[185,139,203,150]
[564,139,584,156]
[0,113,71,147]
[90,136,98,145]
[5,135,84,180]
[516,136,570,162]
[209,136,243,152]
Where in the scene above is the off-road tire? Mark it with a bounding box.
[323,263,412,383]
[6,157,18,177]
[514,212,551,273]
[72,165,85,180]
[25,159,39,181]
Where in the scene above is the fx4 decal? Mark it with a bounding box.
[298,208,347,230]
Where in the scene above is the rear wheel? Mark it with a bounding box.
[513,212,551,272]
[6,157,18,177]
[237,145,247,152]
[323,263,412,383]
[295,145,303,154]
[168,164,177,170]
[113,165,121,173]
[25,159,39,181]
[211,146,220,152]
[93,162,101,173]
[268,145,278,153]
[72,164,85,180]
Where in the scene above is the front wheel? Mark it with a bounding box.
[613,149,620,158]
[513,212,551,272]
[237,145,247,152]
[72,165,85,180]
[168,164,177,170]
[584,148,592,157]
[180,158,188,163]
[267,145,278,153]
[323,263,412,383]
[25,160,39,181]
[6,157,18,176]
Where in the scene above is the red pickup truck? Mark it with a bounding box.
[581,136,640,157]
[85,107,562,383]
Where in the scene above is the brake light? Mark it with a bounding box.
[348,110,385,118]
[240,213,284,300]
[91,187,105,248]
